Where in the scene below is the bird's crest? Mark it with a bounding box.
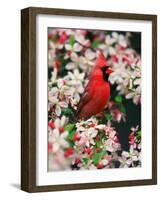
[95,51,109,68]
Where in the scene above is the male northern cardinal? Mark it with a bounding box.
[77,52,113,119]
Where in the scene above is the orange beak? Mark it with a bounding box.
[106,67,113,74]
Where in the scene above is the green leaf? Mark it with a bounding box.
[96,140,102,148]
[65,123,76,141]
[67,130,75,141]
[105,113,112,121]
[62,108,73,116]
[92,40,100,49]
[82,158,88,165]
[92,153,100,166]
[136,131,141,142]
[120,106,126,113]
[115,95,123,103]
[137,131,141,137]
[92,150,106,166]
[69,35,75,46]
[68,140,75,147]
[64,123,75,132]
[58,58,71,77]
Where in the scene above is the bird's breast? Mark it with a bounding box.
[77,79,111,119]
[92,81,110,106]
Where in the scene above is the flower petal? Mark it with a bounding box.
[73,43,82,52]
[65,44,72,51]
[65,62,77,70]
[55,105,61,116]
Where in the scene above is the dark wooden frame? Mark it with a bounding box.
[21,7,157,193]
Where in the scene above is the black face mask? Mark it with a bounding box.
[101,66,110,82]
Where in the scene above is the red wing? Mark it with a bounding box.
[77,81,94,114]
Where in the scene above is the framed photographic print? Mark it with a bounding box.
[21,7,157,192]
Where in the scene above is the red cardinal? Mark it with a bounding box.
[77,52,113,119]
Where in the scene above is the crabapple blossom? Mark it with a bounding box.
[48,28,142,170]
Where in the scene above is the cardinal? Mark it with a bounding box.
[76,52,113,120]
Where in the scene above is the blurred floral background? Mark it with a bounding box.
[48,28,141,171]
